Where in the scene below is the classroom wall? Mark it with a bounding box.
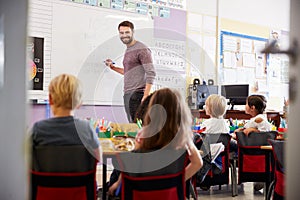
[0,0,294,199]
[30,0,291,123]
[29,104,128,127]
[218,0,290,111]
[219,0,290,31]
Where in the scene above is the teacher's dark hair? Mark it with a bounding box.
[118,21,134,30]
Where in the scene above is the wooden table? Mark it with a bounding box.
[99,138,127,200]
[101,151,120,200]
[191,109,282,128]
[260,145,272,150]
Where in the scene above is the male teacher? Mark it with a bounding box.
[105,21,156,122]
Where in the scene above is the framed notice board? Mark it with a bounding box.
[220,31,268,93]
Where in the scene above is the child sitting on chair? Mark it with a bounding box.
[108,88,203,196]
[200,94,229,178]
[233,94,273,192]
[31,74,100,160]
[107,93,154,197]
[234,94,272,136]
[202,94,229,134]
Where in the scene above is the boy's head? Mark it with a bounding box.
[246,95,267,114]
[205,94,227,118]
[48,74,82,110]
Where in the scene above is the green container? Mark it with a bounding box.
[113,132,126,137]
[127,132,137,138]
[230,126,237,133]
[98,131,111,138]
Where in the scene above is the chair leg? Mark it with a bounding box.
[266,180,275,200]
[189,181,197,200]
[230,158,238,197]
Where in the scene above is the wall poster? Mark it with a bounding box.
[27,37,44,90]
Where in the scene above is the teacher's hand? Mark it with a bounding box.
[104,59,114,69]
[141,95,148,102]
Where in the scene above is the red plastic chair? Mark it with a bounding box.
[115,149,188,200]
[236,131,277,197]
[268,139,285,200]
[197,133,236,196]
[30,145,98,200]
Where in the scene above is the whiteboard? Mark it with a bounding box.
[50,1,154,105]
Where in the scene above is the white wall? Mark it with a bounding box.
[219,0,290,31]
[0,0,28,199]
[186,0,290,31]
[187,0,217,15]
[186,0,290,111]
[218,0,290,111]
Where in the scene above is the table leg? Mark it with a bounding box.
[265,151,271,200]
[102,155,107,200]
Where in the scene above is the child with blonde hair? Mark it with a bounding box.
[197,94,230,182]
[202,94,229,134]
[31,74,100,160]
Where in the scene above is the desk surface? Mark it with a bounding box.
[260,145,272,150]
[100,139,130,200]
[191,109,282,128]
[99,138,135,153]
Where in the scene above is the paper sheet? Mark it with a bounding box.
[210,143,225,162]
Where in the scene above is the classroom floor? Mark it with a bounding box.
[96,182,266,200]
[195,183,265,200]
[97,163,266,200]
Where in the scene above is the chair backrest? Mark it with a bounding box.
[193,132,210,157]
[199,133,232,187]
[236,131,277,184]
[207,133,232,147]
[31,145,97,200]
[268,139,284,169]
[116,149,187,175]
[117,149,187,200]
[269,139,285,199]
[32,145,97,172]
[236,131,277,146]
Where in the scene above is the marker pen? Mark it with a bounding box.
[103,61,115,64]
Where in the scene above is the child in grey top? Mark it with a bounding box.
[31,74,100,160]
